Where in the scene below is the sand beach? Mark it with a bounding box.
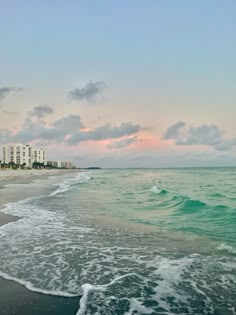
[0,169,81,315]
[0,169,71,226]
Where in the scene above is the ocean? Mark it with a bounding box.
[0,168,236,315]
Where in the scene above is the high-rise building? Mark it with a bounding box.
[47,160,74,169]
[33,149,47,165]
[2,144,47,168]
[64,161,73,169]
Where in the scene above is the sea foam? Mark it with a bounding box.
[0,169,236,315]
[217,243,236,254]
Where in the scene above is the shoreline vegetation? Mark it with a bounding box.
[0,164,78,171]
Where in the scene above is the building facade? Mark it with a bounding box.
[47,161,59,168]
[64,161,73,169]
[2,144,47,168]
[47,160,74,169]
[33,149,47,165]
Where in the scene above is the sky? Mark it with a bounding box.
[0,0,236,167]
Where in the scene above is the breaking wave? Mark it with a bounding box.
[0,168,236,314]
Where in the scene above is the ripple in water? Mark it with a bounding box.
[0,170,236,314]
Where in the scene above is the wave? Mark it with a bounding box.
[0,214,235,315]
[0,271,78,297]
[149,186,229,216]
[150,185,167,195]
[139,184,236,242]
[209,193,226,198]
[76,273,141,315]
[0,171,93,297]
[50,172,91,196]
[0,249,201,315]
[217,243,236,254]
[149,186,207,213]
[0,169,235,314]
[178,199,207,213]
[1,171,91,218]
[74,254,233,315]
[75,256,196,315]
[0,201,218,315]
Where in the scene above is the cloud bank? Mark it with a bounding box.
[164,121,236,150]
[107,136,139,149]
[0,106,141,147]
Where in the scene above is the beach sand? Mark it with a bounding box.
[0,278,80,315]
[0,169,81,315]
[0,169,76,225]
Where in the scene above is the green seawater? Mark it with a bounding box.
[0,168,236,314]
[77,168,236,243]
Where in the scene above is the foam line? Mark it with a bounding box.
[0,271,79,297]
[76,273,141,315]
[217,243,236,254]
[76,284,93,315]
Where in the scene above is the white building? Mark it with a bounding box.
[2,144,47,168]
[47,161,58,168]
[64,161,73,169]
[47,160,73,169]
[33,149,47,165]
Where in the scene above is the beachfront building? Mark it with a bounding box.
[33,149,47,165]
[47,160,74,169]
[47,161,59,168]
[64,161,73,169]
[2,144,47,168]
[56,161,65,168]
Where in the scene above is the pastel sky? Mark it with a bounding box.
[1,1,236,167]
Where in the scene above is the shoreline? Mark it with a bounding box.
[0,169,81,315]
[0,277,80,315]
[0,212,18,227]
[0,169,78,226]
[0,169,78,186]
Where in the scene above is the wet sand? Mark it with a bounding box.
[0,278,80,315]
[0,211,18,227]
[0,169,77,225]
[0,169,81,315]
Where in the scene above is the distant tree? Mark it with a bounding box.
[32,162,39,169]
[8,161,16,169]
[32,162,45,169]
